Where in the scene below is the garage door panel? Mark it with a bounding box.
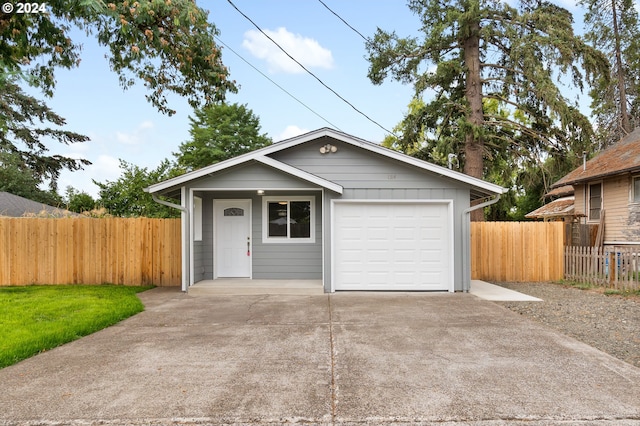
[334,202,451,291]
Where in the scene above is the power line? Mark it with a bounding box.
[215,36,344,131]
[225,0,397,138]
[316,0,370,43]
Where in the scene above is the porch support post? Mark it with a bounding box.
[462,195,501,292]
[150,189,189,292]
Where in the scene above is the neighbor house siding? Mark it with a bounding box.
[575,184,586,216]
[603,175,630,244]
[572,177,640,244]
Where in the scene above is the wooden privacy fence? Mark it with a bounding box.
[0,218,181,286]
[471,221,565,282]
[565,246,640,290]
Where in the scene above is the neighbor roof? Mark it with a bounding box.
[525,196,576,220]
[0,192,78,217]
[552,128,640,188]
[146,128,506,199]
[544,185,574,199]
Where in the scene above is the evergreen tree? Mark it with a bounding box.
[366,0,608,219]
[581,0,640,147]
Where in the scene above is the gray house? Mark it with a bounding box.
[146,128,506,293]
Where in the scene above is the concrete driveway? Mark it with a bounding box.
[1,288,640,425]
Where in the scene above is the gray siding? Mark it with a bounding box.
[270,137,468,191]
[271,138,472,292]
[188,190,322,282]
[252,191,322,279]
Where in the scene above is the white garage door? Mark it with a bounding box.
[332,201,452,291]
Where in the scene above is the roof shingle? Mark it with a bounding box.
[552,128,640,188]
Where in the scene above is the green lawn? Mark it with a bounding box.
[0,285,153,369]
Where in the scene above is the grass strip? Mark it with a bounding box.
[0,285,152,369]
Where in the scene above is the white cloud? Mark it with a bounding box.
[276,125,309,141]
[57,155,121,198]
[115,120,154,145]
[242,27,334,74]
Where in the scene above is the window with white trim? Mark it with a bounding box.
[588,182,602,221]
[262,196,315,243]
[194,196,202,241]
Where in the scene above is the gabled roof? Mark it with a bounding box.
[525,196,576,220]
[0,192,78,217]
[552,128,640,188]
[146,128,506,198]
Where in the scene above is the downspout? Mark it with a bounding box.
[151,193,189,292]
[462,194,501,293]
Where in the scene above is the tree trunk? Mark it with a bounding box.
[463,16,485,221]
[611,0,631,134]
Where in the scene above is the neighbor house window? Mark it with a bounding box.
[193,196,202,241]
[262,196,315,243]
[633,176,640,202]
[589,183,602,221]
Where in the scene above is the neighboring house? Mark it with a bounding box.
[550,127,640,246]
[0,192,77,217]
[146,128,506,293]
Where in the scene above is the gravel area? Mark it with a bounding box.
[496,282,640,368]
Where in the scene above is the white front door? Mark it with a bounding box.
[214,199,251,278]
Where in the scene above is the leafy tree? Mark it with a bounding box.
[1,0,237,197]
[64,187,96,213]
[1,0,236,114]
[94,159,182,217]
[175,103,272,171]
[581,0,640,147]
[366,0,608,219]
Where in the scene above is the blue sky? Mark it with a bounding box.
[41,0,594,197]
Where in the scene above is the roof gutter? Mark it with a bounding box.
[461,194,501,293]
[151,193,187,213]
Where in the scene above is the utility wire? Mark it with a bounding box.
[316,0,370,43]
[225,0,397,137]
[215,36,343,131]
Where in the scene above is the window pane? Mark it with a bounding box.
[290,201,311,238]
[268,202,287,237]
[635,178,640,202]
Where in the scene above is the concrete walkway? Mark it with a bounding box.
[470,279,543,301]
[1,288,639,425]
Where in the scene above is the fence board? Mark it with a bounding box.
[0,218,181,286]
[471,221,565,282]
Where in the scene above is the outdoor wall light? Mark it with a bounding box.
[319,144,338,154]
[257,190,265,195]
